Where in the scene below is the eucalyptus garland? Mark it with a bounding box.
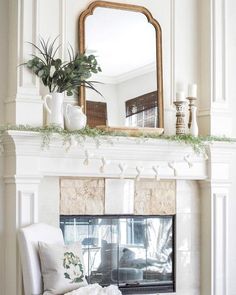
[0,124,235,154]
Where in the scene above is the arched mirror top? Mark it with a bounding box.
[79,1,164,131]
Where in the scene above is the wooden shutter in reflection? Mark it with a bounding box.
[126,91,157,117]
[125,91,158,128]
[86,101,107,127]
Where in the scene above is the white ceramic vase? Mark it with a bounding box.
[189,105,198,137]
[65,104,87,131]
[43,92,64,128]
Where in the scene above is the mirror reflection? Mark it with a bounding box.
[82,5,161,129]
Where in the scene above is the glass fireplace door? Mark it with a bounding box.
[60,215,175,294]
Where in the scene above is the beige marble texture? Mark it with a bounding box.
[60,178,176,216]
[135,180,176,215]
[60,178,105,215]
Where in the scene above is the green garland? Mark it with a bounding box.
[0,124,235,153]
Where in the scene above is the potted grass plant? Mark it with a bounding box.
[24,37,102,128]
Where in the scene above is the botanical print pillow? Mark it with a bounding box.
[63,251,84,283]
[38,242,87,295]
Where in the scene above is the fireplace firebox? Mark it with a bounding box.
[60,215,175,294]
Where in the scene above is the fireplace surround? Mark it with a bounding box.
[60,215,175,294]
[1,131,232,295]
[59,176,176,293]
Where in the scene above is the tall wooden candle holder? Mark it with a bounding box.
[173,101,187,135]
[186,96,197,129]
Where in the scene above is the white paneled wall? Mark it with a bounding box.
[225,0,236,264]
[176,180,200,295]
[228,151,236,294]
[227,0,236,138]
[0,0,8,125]
[0,0,8,292]
[0,156,4,295]
[198,0,233,136]
[1,0,236,295]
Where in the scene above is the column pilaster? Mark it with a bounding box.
[4,176,42,295]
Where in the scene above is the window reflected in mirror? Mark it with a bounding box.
[125,92,157,128]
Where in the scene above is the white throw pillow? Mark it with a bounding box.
[38,241,88,295]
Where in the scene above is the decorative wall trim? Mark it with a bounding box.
[198,107,232,117]
[4,95,42,104]
[212,192,228,295]
[33,0,39,48]
[18,190,38,227]
[211,0,227,104]
[198,109,211,118]
[19,0,39,90]
[19,0,23,88]
[170,0,175,106]
[59,0,67,60]
[4,176,42,184]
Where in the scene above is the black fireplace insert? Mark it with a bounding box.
[60,215,175,294]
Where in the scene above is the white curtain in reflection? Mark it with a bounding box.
[146,218,173,273]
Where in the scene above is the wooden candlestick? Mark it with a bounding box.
[174,101,187,135]
[186,97,197,129]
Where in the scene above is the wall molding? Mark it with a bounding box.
[4,95,42,105]
[4,176,42,184]
[211,0,227,104]
[170,0,175,106]
[19,0,39,91]
[59,0,67,60]
[212,192,228,295]
[18,190,38,227]
[198,107,232,117]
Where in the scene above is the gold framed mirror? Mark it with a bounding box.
[79,1,164,132]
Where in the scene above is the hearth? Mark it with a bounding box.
[60,215,175,294]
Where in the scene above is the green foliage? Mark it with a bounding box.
[0,125,235,154]
[63,251,84,283]
[64,273,70,279]
[23,37,102,96]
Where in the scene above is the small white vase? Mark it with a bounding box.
[189,105,198,137]
[65,104,87,131]
[43,92,64,128]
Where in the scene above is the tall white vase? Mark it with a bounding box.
[43,92,64,128]
[189,105,198,137]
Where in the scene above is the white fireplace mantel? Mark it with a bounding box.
[1,130,235,295]
[3,130,209,180]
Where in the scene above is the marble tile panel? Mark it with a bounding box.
[135,180,176,215]
[60,178,105,215]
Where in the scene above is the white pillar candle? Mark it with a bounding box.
[188,84,197,97]
[176,91,185,101]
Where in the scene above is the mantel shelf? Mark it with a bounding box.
[2,130,235,181]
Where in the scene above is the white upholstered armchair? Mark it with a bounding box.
[18,223,121,295]
[18,223,64,295]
